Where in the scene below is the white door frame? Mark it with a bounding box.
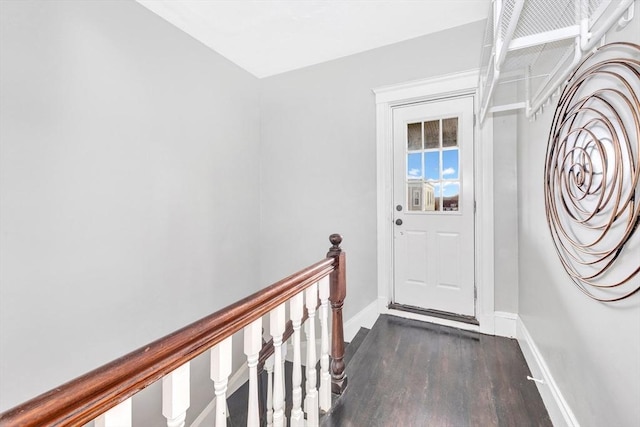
[373,69,496,335]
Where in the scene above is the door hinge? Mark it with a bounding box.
[474,200,477,214]
[473,113,476,127]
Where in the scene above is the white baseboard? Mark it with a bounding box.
[343,300,379,341]
[517,316,579,427]
[494,311,517,338]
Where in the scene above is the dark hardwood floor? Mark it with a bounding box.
[321,315,552,427]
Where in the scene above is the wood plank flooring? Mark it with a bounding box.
[321,315,551,427]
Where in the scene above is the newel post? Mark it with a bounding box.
[327,233,347,394]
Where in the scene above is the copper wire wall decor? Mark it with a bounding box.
[544,42,640,302]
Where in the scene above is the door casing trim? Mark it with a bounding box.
[373,69,496,335]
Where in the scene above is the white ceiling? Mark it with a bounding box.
[137,0,490,78]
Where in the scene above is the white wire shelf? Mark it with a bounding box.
[478,0,636,125]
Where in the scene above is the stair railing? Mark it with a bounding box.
[0,234,348,427]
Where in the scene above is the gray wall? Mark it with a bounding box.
[0,0,260,419]
[11,0,627,423]
[493,111,519,313]
[258,20,509,320]
[516,18,640,426]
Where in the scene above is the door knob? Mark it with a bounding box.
[396,205,403,211]
[395,219,403,226]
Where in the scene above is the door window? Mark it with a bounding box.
[406,117,460,212]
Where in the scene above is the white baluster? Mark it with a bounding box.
[95,398,132,427]
[270,303,286,427]
[305,282,319,427]
[210,336,233,427]
[303,320,309,414]
[265,354,275,427]
[318,276,331,411]
[244,318,262,427]
[162,363,190,427]
[289,292,304,427]
[281,342,287,406]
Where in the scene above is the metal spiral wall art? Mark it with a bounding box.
[544,42,640,302]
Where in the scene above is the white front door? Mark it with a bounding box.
[392,96,475,317]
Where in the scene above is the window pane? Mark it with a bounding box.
[442,182,460,211]
[408,184,422,211]
[407,153,422,180]
[442,149,459,179]
[424,152,439,181]
[424,120,439,149]
[433,183,442,211]
[407,122,421,151]
[407,181,438,211]
[404,116,462,215]
[424,182,437,211]
[443,117,458,147]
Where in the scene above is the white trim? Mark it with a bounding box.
[475,109,495,335]
[373,69,496,335]
[373,70,480,104]
[375,99,395,327]
[517,316,580,427]
[494,311,517,338]
[343,300,379,341]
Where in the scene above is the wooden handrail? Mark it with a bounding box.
[0,234,347,427]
